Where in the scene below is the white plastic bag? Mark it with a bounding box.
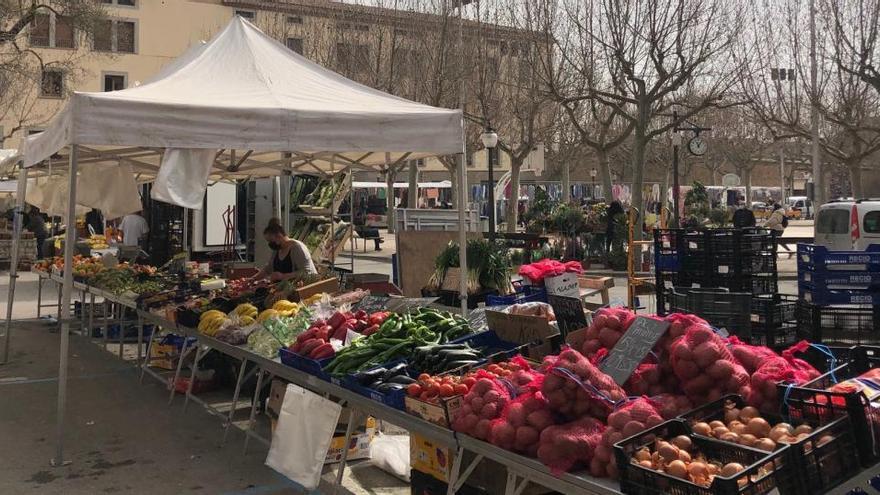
[265,384,342,490]
[151,148,216,209]
[369,433,410,482]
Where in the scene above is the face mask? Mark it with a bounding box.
[268,241,281,250]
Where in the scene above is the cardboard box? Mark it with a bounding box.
[404,395,463,428]
[410,455,550,495]
[544,272,580,298]
[291,277,339,302]
[485,310,559,360]
[410,434,455,482]
[410,469,488,495]
[325,416,377,464]
[266,379,287,419]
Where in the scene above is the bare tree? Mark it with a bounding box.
[556,0,745,234]
[0,1,107,141]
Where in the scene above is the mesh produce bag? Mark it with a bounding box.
[597,396,666,479]
[669,323,750,404]
[650,393,694,419]
[488,375,552,457]
[518,259,583,284]
[542,348,626,421]
[580,307,636,357]
[537,416,605,474]
[748,341,821,412]
[727,336,778,374]
[451,370,513,440]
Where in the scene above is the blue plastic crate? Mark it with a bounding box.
[799,270,880,287]
[92,324,154,341]
[655,253,682,271]
[485,285,548,306]
[799,283,880,305]
[342,360,412,410]
[278,348,333,381]
[450,330,524,361]
[797,244,880,269]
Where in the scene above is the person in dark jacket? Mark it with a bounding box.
[605,200,625,253]
[732,196,756,229]
[85,208,104,235]
[27,207,49,259]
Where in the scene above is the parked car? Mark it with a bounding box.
[786,196,813,219]
[814,199,880,250]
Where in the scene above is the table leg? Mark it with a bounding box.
[168,340,194,405]
[137,315,144,364]
[140,326,156,384]
[102,300,110,351]
[332,409,361,495]
[183,346,204,413]
[243,369,266,455]
[223,359,252,445]
[505,471,529,495]
[88,293,95,341]
[117,304,124,359]
[446,448,483,495]
[37,277,42,318]
[446,447,465,495]
[56,283,61,318]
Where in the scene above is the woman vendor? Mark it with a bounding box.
[251,218,317,281]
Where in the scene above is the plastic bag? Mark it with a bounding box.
[518,259,583,284]
[369,434,410,482]
[542,348,626,421]
[266,384,342,490]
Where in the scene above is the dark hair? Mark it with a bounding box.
[263,217,286,236]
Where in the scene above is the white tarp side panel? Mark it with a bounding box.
[21,17,462,167]
[77,162,143,220]
[151,148,216,210]
[25,176,88,216]
[0,149,20,177]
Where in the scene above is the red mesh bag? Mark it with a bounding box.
[727,336,778,374]
[518,259,582,284]
[660,313,709,353]
[748,341,821,412]
[591,348,673,396]
[451,370,513,440]
[580,307,637,357]
[594,397,666,479]
[537,416,605,474]
[488,375,553,457]
[669,323,750,404]
[541,348,626,421]
[650,393,694,419]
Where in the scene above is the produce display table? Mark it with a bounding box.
[37,273,625,495]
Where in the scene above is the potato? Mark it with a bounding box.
[491,421,516,448]
[526,409,555,430]
[608,410,632,430]
[515,425,539,450]
[622,420,647,438]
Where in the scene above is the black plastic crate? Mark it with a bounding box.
[678,394,860,495]
[749,294,799,349]
[687,289,752,340]
[781,345,880,465]
[796,301,880,345]
[614,419,797,495]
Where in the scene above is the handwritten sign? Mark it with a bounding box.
[599,316,670,386]
[355,295,391,314]
[547,294,588,337]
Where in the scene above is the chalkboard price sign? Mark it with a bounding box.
[355,295,391,314]
[547,294,588,337]
[599,316,670,386]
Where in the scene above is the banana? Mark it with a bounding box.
[257,309,279,323]
[233,303,258,318]
[240,315,255,326]
[200,310,225,321]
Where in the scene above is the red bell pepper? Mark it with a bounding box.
[354,309,367,320]
[362,324,379,336]
[299,338,323,356]
[328,311,347,330]
[310,343,335,360]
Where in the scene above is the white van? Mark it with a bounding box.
[786,196,813,219]
[814,199,880,251]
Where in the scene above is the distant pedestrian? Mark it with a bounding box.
[85,208,104,235]
[732,196,756,229]
[27,207,49,259]
[605,201,624,253]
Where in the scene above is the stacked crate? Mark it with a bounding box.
[797,244,880,345]
[655,228,795,348]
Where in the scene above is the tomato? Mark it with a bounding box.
[462,377,477,388]
[407,383,422,397]
[419,391,431,401]
[418,373,431,382]
[439,384,455,397]
[453,384,469,395]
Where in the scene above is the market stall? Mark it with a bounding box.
[11,16,468,467]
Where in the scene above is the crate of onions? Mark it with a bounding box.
[680,394,860,495]
[614,419,797,495]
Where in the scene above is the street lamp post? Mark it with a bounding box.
[672,131,682,228]
[481,127,499,240]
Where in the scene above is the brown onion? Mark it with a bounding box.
[692,422,712,436]
[720,462,744,477]
[667,460,688,479]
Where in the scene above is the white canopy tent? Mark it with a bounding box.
[7,17,470,465]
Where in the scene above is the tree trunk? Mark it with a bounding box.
[408,161,419,208]
[561,160,571,203]
[506,158,522,233]
[385,169,397,233]
[597,150,614,203]
[850,163,863,198]
[445,162,458,209]
[744,168,753,209]
[630,112,649,240]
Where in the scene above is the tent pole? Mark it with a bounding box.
[457,1,469,316]
[1,165,29,365]
[273,177,281,219]
[182,208,189,259]
[54,145,78,466]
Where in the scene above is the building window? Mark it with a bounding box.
[102,0,136,6]
[40,69,64,97]
[340,23,370,32]
[103,73,126,92]
[30,13,74,48]
[235,10,255,20]
[287,16,303,24]
[93,19,136,53]
[286,37,303,55]
[336,43,370,72]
